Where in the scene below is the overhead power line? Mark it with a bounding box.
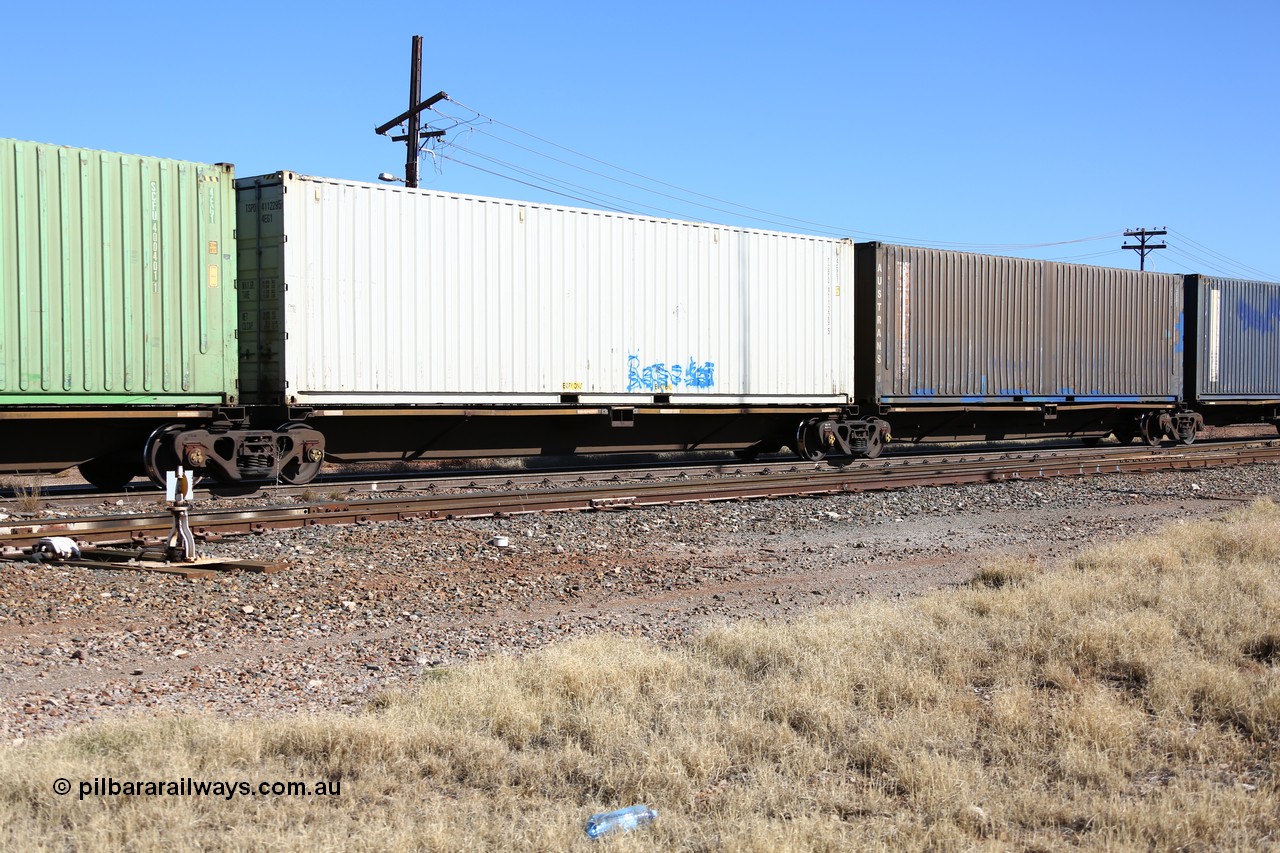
[407,98,1275,278]
[435,152,633,212]
[1041,249,1129,263]
[1164,245,1278,280]
[1168,230,1277,281]
[447,142,729,221]
[429,98,1123,251]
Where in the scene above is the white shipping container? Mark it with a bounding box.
[235,173,855,406]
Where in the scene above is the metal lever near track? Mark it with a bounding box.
[165,468,197,563]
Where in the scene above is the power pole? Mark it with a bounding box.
[374,35,448,188]
[1122,227,1168,271]
[405,35,422,189]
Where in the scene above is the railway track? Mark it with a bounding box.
[2,439,1275,552]
[3,435,1272,511]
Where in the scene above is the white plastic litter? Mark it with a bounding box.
[34,537,81,559]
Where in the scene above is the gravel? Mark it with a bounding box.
[2,460,1278,742]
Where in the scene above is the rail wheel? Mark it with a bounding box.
[77,454,137,490]
[1138,415,1163,448]
[794,419,827,462]
[277,423,324,485]
[143,424,188,489]
[864,425,886,459]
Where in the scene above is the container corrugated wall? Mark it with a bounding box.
[236,173,855,406]
[1190,275,1280,400]
[0,139,238,405]
[1053,262,1183,398]
[856,243,1183,403]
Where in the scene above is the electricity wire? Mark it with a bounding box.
[412,99,1275,277]
[445,142,712,221]
[1164,245,1268,279]
[429,98,1123,250]
[1168,229,1277,281]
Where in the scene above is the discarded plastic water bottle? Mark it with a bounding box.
[584,804,658,839]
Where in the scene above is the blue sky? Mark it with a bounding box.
[6,1,1278,278]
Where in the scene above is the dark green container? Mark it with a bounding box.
[0,139,238,405]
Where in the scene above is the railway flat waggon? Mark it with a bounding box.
[233,171,857,468]
[851,242,1195,447]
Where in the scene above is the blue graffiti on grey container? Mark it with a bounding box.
[627,354,715,391]
[1237,294,1280,334]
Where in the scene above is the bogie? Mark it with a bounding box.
[140,423,326,487]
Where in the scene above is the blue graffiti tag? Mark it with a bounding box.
[1237,294,1280,333]
[627,353,716,392]
[685,360,715,388]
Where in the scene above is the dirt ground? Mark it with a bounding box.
[1,442,1277,743]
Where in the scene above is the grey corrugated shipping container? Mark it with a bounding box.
[854,243,1184,405]
[1187,275,1280,401]
[0,138,239,405]
[235,173,855,407]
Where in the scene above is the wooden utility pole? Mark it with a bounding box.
[374,35,448,188]
[405,36,422,188]
[1122,228,1168,271]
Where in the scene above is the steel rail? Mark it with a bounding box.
[6,436,1275,513]
[2,441,1277,551]
[0,442,1122,508]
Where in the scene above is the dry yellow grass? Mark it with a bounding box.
[2,501,1278,851]
[1,475,46,514]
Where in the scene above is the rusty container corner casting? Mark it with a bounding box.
[853,242,1185,406]
[1187,275,1280,401]
[0,138,239,405]
[234,172,856,408]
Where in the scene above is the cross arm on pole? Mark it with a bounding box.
[375,91,449,136]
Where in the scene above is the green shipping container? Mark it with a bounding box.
[0,139,238,405]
